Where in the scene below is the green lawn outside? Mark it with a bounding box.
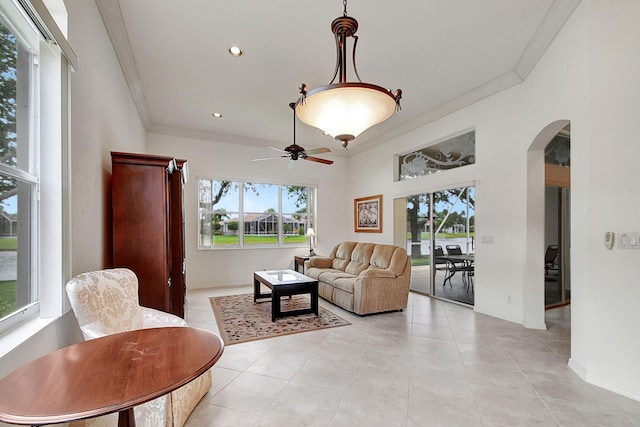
[409,232,474,240]
[0,280,16,319]
[0,238,17,250]
[407,232,475,267]
[212,234,307,245]
[410,256,430,266]
[206,233,471,247]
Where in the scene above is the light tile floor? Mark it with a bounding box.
[184,287,640,426]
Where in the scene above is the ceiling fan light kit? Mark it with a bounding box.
[251,103,333,167]
[295,0,402,149]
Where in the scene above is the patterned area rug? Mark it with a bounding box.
[209,293,351,345]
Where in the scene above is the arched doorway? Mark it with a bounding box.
[524,120,570,329]
[544,127,570,307]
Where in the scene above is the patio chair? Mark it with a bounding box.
[433,245,451,286]
[545,244,559,279]
[445,245,472,288]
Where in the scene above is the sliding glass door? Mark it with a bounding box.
[406,194,431,295]
[431,186,475,305]
[398,185,475,305]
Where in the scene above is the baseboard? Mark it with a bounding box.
[569,357,640,402]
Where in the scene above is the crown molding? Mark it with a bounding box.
[94,0,151,129]
[95,0,581,157]
[514,0,582,80]
[350,71,524,155]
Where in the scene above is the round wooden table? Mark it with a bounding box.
[0,327,224,426]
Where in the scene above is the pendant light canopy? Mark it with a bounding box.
[295,0,402,149]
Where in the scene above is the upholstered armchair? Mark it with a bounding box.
[65,268,212,427]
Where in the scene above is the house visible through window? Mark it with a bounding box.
[198,179,316,249]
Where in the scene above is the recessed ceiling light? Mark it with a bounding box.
[212,112,222,118]
[228,46,243,57]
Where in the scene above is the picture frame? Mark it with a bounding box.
[354,194,382,233]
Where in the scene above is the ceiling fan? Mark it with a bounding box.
[252,103,333,168]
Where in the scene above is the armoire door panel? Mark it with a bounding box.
[111,152,187,317]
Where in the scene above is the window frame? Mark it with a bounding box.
[197,177,317,250]
[0,1,41,332]
[0,0,71,341]
[396,129,476,181]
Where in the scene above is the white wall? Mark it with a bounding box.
[569,0,640,400]
[66,0,147,275]
[4,0,639,406]
[1,0,148,383]
[148,133,351,288]
[149,0,640,400]
[348,0,640,401]
[350,0,586,327]
[67,0,640,403]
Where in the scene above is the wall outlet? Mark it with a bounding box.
[507,295,512,303]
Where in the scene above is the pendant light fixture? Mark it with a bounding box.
[295,0,402,149]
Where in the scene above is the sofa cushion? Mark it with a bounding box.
[318,281,334,301]
[371,245,409,276]
[318,270,357,286]
[332,288,354,311]
[333,277,356,294]
[331,241,357,271]
[345,243,375,276]
[305,266,340,280]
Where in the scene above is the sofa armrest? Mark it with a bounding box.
[308,256,333,268]
[359,268,397,279]
[353,258,411,315]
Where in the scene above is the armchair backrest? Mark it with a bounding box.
[65,268,145,340]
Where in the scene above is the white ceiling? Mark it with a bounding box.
[95,0,580,157]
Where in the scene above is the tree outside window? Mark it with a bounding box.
[198,179,315,249]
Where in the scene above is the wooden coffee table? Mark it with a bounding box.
[254,269,319,321]
[0,327,224,427]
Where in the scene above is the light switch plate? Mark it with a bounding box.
[618,232,640,249]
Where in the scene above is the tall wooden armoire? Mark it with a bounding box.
[111,152,188,318]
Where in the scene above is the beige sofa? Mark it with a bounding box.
[304,241,411,315]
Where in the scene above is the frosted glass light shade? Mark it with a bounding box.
[296,83,397,143]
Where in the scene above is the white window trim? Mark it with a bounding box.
[0,0,72,353]
[197,178,318,250]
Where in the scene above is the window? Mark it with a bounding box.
[402,185,475,306]
[398,130,475,181]
[0,6,39,325]
[198,179,316,249]
[0,0,73,338]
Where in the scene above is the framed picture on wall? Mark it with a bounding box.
[354,194,382,233]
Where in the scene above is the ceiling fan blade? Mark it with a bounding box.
[304,147,331,155]
[267,146,287,153]
[305,156,334,165]
[251,155,287,161]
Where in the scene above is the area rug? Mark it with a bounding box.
[209,293,350,345]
